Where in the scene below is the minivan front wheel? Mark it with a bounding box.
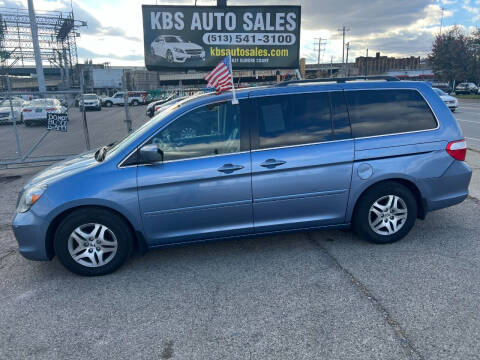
[353,182,417,244]
[54,209,133,276]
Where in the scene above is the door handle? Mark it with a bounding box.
[260,159,287,168]
[217,164,244,174]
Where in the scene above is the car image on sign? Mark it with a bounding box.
[150,35,205,63]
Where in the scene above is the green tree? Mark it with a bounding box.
[469,28,480,83]
[428,27,472,85]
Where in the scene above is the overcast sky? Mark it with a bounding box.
[1,0,479,66]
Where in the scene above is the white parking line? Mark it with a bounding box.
[458,119,480,124]
[466,137,480,143]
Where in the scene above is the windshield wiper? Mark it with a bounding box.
[95,142,116,162]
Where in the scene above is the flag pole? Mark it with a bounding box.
[228,54,239,105]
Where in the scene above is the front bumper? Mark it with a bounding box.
[173,52,205,63]
[12,210,52,261]
[81,103,101,109]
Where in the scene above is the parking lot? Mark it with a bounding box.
[0,99,479,359]
[0,104,149,163]
[455,99,480,151]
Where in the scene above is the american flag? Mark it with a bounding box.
[204,55,234,94]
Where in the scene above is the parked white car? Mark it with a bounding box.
[150,35,205,63]
[0,98,25,124]
[433,88,458,112]
[102,91,147,107]
[22,99,67,127]
[79,94,102,111]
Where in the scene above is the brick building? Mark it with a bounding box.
[355,52,421,76]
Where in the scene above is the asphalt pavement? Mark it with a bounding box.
[0,100,479,359]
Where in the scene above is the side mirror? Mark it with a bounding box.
[140,144,164,164]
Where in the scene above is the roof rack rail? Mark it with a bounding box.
[275,76,401,87]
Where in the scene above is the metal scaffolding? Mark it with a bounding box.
[0,7,87,88]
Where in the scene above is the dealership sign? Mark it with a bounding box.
[142,5,301,70]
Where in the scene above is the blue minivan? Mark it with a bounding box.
[12,78,472,275]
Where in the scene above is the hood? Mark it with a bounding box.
[25,151,98,189]
[174,42,203,51]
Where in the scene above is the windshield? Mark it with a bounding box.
[84,95,97,100]
[30,99,56,106]
[164,36,183,43]
[105,104,180,160]
[433,88,446,96]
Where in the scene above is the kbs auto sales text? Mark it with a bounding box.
[150,12,298,32]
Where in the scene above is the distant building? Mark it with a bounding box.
[355,52,421,76]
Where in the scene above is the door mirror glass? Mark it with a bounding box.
[140,144,164,164]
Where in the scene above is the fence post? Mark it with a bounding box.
[80,71,91,151]
[6,75,23,159]
[122,71,132,134]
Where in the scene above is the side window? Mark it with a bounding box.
[256,92,333,149]
[345,89,438,138]
[330,91,352,140]
[145,101,241,162]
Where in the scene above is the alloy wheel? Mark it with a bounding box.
[68,223,118,267]
[368,195,408,236]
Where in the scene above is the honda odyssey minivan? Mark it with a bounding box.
[12,78,472,276]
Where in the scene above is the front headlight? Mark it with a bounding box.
[173,47,184,53]
[17,184,47,213]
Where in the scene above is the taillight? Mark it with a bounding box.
[154,105,160,111]
[22,109,32,112]
[46,107,56,111]
[446,139,467,161]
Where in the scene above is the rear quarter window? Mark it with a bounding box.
[345,89,438,138]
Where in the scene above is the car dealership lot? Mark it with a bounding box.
[0,98,479,359]
[0,98,478,165]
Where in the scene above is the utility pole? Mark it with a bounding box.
[313,37,327,65]
[338,26,350,72]
[365,48,369,78]
[27,0,46,92]
[440,7,445,35]
[330,57,333,77]
[345,42,350,77]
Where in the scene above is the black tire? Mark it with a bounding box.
[25,120,31,127]
[54,208,133,276]
[353,182,417,244]
[451,108,456,113]
[104,101,113,107]
[132,100,139,106]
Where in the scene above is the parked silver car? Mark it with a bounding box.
[433,88,458,112]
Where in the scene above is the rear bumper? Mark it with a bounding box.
[12,210,52,261]
[421,160,472,213]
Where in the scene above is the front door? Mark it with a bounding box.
[137,100,253,245]
[250,91,354,232]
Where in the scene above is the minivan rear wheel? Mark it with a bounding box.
[353,182,417,244]
[54,208,133,276]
